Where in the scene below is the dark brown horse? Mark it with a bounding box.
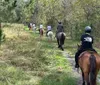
[77,45,100,85]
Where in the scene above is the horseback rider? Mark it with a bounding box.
[56,22,64,37]
[75,26,96,68]
[28,23,32,30]
[39,24,43,34]
[46,25,52,36]
[57,22,64,33]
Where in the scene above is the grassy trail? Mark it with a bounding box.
[0,24,100,85]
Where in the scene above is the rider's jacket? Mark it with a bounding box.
[57,24,64,33]
[81,33,93,49]
[47,26,51,31]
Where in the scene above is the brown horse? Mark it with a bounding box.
[78,45,100,85]
[39,29,44,37]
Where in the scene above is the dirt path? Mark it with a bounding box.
[62,51,83,85]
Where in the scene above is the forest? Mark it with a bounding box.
[0,0,100,39]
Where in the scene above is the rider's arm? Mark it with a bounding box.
[62,26,64,31]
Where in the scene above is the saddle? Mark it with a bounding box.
[79,49,96,58]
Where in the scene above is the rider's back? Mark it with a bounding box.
[57,24,64,33]
[81,33,93,49]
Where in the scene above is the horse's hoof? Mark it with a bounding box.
[62,49,64,51]
[58,46,60,48]
[82,82,85,85]
[61,48,64,51]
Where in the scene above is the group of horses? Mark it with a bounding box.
[39,28,100,85]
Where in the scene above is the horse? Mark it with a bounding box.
[77,45,100,85]
[39,29,44,37]
[56,32,66,51]
[47,31,54,41]
[28,23,32,30]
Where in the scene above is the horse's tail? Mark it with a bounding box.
[90,54,96,83]
[40,29,43,35]
[60,33,65,45]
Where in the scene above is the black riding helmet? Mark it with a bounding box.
[85,26,91,33]
[58,22,61,24]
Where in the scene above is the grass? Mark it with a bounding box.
[1,23,100,85]
[40,71,77,85]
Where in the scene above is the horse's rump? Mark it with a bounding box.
[47,31,53,41]
[78,51,96,71]
[78,49,100,85]
[57,32,66,39]
[47,31,53,37]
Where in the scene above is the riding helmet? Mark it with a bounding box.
[85,26,91,33]
[58,22,61,24]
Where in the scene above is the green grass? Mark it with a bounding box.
[0,64,30,85]
[24,26,29,31]
[40,71,77,85]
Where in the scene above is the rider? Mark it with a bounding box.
[39,24,43,33]
[56,22,64,37]
[46,25,52,36]
[75,26,96,68]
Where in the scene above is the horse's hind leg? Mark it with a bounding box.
[60,46,64,51]
[57,38,60,48]
[59,41,64,51]
[84,72,90,85]
[82,72,85,85]
[59,41,63,51]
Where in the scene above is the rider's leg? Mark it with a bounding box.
[75,51,80,68]
[46,31,48,37]
[91,48,97,53]
[75,50,83,68]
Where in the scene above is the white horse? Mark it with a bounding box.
[47,31,54,41]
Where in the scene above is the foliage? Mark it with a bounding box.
[0,0,100,39]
